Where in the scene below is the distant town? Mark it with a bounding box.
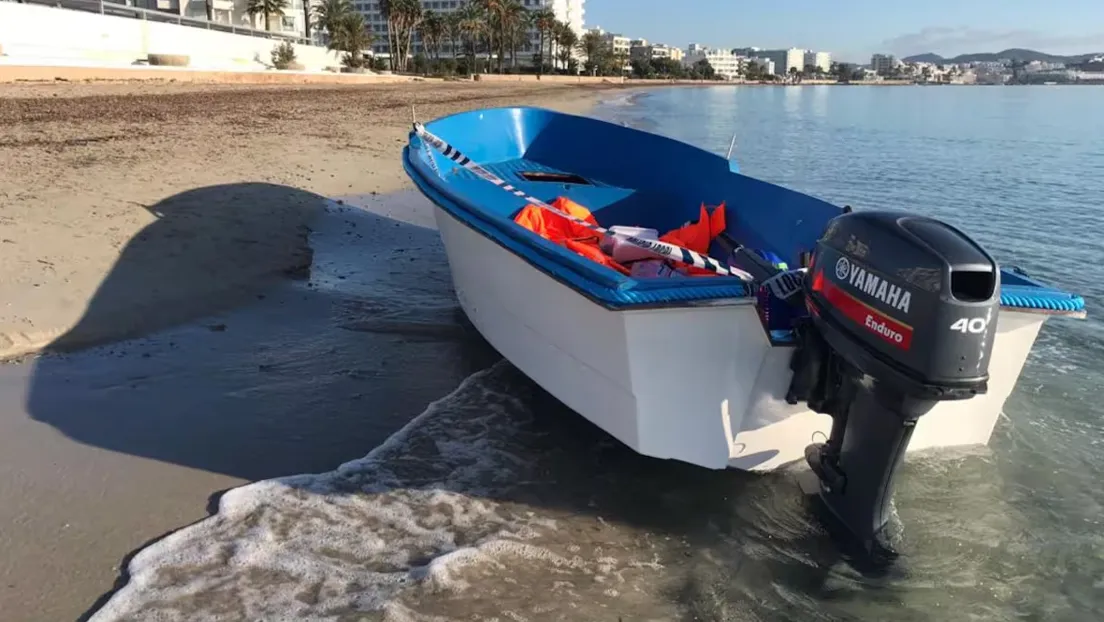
[11,0,1102,85]
[342,1,1104,84]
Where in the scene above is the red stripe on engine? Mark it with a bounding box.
[819,278,913,350]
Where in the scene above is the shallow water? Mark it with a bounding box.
[88,87,1103,621]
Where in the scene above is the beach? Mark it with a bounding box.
[0,80,619,359]
[0,79,619,622]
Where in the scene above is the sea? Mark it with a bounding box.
[88,85,1103,621]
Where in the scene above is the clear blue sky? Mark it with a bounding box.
[583,0,1104,62]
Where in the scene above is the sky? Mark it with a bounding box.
[582,0,1104,62]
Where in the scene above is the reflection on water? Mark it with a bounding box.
[88,88,1104,621]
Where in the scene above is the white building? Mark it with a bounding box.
[164,0,309,38]
[747,56,775,76]
[803,50,830,73]
[761,47,805,75]
[630,40,683,62]
[356,0,585,60]
[682,45,743,80]
[589,27,629,57]
[871,53,898,75]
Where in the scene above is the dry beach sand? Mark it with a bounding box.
[0,79,623,622]
[0,80,618,359]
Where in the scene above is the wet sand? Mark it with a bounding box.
[0,81,617,622]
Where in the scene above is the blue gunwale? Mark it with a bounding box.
[402,106,1085,316]
[403,151,752,310]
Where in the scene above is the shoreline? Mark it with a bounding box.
[0,80,625,622]
[0,80,624,360]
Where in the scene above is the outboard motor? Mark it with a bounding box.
[787,210,1000,557]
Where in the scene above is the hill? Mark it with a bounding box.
[902,49,1100,65]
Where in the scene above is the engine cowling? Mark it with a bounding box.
[788,210,1001,558]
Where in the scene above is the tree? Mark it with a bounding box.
[653,57,683,78]
[694,58,715,80]
[612,51,629,75]
[745,60,761,80]
[246,0,289,32]
[396,0,424,72]
[532,8,556,75]
[492,0,528,70]
[379,0,422,73]
[579,30,605,75]
[833,62,853,82]
[313,0,352,46]
[473,0,504,72]
[420,10,446,62]
[554,22,577,73]
[456,2,486,72]
[329,12,372,68]
[302,0,311,40]
[445,10,462,60]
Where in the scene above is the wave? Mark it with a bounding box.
[86,362,680,621]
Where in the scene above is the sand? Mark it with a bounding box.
[0,79,624,622]
[0,80,622,359]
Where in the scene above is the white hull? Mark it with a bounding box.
[435,206,1046,472]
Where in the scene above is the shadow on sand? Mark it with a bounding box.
[26,183,500,483]
[22,183,889,621]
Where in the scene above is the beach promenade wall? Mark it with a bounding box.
[0,2,337,71]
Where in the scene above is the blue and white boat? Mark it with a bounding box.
[403,106,1085,552]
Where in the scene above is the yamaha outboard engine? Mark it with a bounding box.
[787,210,1000,557]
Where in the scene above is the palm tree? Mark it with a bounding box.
[445,10,462,61]
[302,0,312,40]
[246,0,288,32]
[579,30,603,74]
[498,0,527,70]
[313,0,352,44]
[613,51,629,76]
[394,0,424,72]
[532,8,555,74]
[473,0,504,72]
[420,10,446,62]
[457,2,485,71]
[378,0,396,70]
[379,0,424,72]
[329,12,372,67]
[555,22,577,73]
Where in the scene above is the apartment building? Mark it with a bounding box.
[356,0,586,59]
[155,0,309,36]
[589,27,629,57]
[803,50,830,72]
[871,53,898,75]
[682,45,743,80]
[629,39,683,62]
[746,56,775,75]
[760,47,805,75]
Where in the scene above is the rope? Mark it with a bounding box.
[411,122,756,282]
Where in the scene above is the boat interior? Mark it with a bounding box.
[410,107,838,298]
[406,106,1085,317]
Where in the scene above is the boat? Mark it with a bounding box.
[402,106,1086,555]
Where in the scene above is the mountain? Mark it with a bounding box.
[901,49,1101,65]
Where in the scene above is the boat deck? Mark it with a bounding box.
[450,158,642,225]
[409,146,1086,319]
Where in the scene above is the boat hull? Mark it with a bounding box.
[434,204,1047,472]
